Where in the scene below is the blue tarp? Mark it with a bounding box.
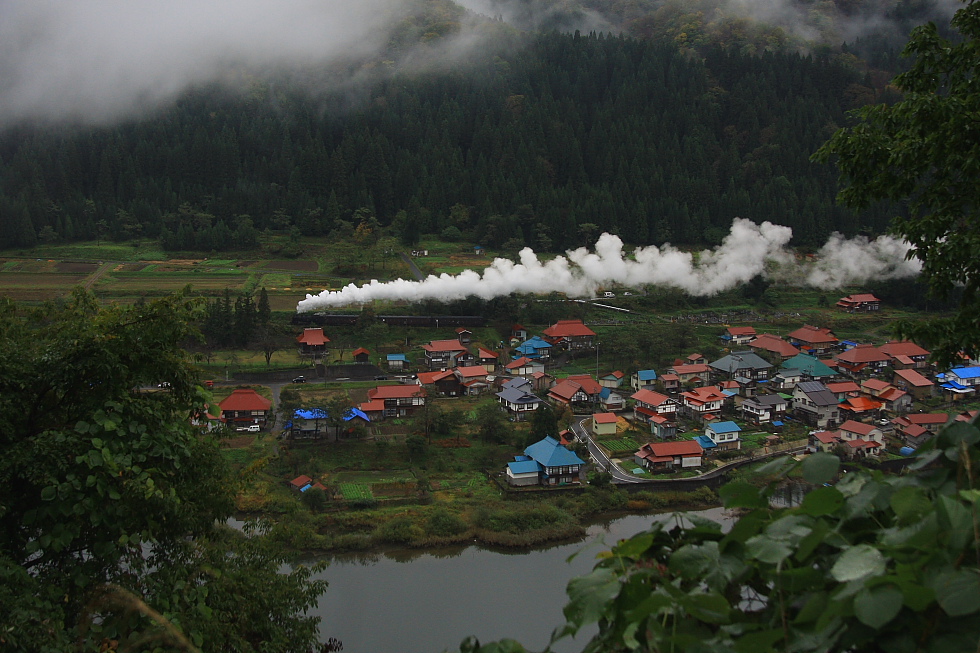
[899,446,916,456]
[294,408,328,420]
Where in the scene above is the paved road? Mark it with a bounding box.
[570,415,646,484]
[400,252,425,281]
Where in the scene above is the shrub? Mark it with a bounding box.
[426,508,468,537]
[375,516,425,544]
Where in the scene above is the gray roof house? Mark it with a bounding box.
[710,351,773,381]
[792,381,841,429]
[496,378,542,421]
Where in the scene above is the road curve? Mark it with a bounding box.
[570,415,646,484]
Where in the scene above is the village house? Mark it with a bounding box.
[792,381,840,429]
[809,430,839,453]
[422,339,469,370]
[548,379,592,408]
[668,363,713,385]
[770,367,803,391]
[826,380,861,401]
[386,353,409,370]
[505,436,585,486]
[782,354,837,382]
[704,420,742,451]
[455,365,490,395]
[631,388,678,439]
[218,388,272,427]
[592,412,619,437]
[894,412,950,435]
[834,343,892,377]
[658,373,681,394]
[686,353,708,365]
[367,385,426,418]
[634,440,703,472]
[631,369,658,392]
[510,324,528,343]
[476,347,499,370]
[861,379,912,413]
[836,293,882,312]
[505,356,545,377]
[528,370,555,392]
[679,385,730,423]
[837,419,884,457]
[599,387,626,412]
[878,341,931,369]
[599,370,625,388]
[787,325,839,357]
[296,328,330,357]
[721,326,757,346]
[514,336,553,361]
[741,394,789,425]
[454,327,473,345]
[892,368,936,401]
[838,395,883,421]
[496,378,542,421]
[749,333,801,362]
[542,319,596,351]
[710,351,773,382]
[938,367,980,397]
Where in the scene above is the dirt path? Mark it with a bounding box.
[84,261,115,290]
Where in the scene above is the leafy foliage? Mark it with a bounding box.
[0,290,326,651]
[816,0,980,368]
[465,418,980,653]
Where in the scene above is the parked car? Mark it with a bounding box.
[292,375,306,383]
[236,424,260,433]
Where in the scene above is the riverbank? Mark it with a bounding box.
[244,482,721,556]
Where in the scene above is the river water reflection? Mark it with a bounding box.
[310,507,733,653]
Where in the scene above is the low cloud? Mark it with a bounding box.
[0,0,408,127]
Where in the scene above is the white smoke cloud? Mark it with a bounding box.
[0,0,410,126]
[804,231,922,287]
[296,218,922,311]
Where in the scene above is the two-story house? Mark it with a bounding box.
[631,369,658,392]
[892,368,936,401]
[878,340,931,369]
[543,319,596,351]
[721,326,757,346]
[749,333,801,362]
[787,325,839,357]
[496,378,542,421]
[631,388,678,439]
[709,351,773,381]
[741,394,789,425]
[422,339,469,371]
[836,293,881,312]
[704,420,742,451]
[506,436,585,486]
[834,343,892,377]
[679,385,729,422]
[218,388,272,427]
[792,381,840,429]
[367,385,426,417]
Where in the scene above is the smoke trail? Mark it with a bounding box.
[296,218,921,311]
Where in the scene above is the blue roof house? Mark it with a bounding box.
[704,420,742,451]
[506,436,586,486]
[515,336,553,360]
[632,369,658,391]
[387,353,409,370]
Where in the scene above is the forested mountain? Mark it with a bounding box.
[0,20,897,252]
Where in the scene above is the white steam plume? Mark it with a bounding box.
[296,218,922,311]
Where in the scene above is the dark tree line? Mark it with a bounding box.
[0,31,891,253]
[201,287,272,348]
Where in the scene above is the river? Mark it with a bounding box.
[309,507,734,653]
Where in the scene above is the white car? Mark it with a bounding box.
[236,424,260,433]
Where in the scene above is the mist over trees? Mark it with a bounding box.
[0,29,895,253]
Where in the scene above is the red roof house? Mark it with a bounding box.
[543,319,596,350]
[219,388,273,425]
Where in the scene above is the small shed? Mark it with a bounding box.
[592,412,619,436]
[352,347,370,363]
